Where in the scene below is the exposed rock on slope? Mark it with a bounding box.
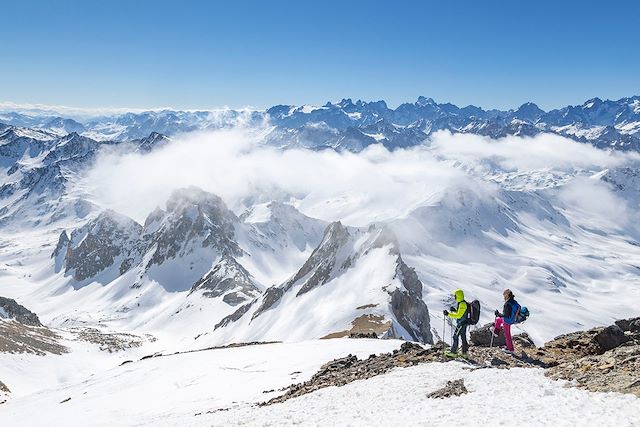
[54,210,144,283]
[540,318,640,396]
[190,256,260,305]
[265,317,640,405]
[0,321,67,355]
[0,297,42,327]
[0,297,67,355]
[52,188,326,316]
[427,379,468,399]
[213,223,433,344]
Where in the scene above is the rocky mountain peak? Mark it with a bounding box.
[60,210,144,283]
[416,96,436,107]
[190,255,261,305]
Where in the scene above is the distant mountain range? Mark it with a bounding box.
[2,94,640,349]
[2,95,640,151]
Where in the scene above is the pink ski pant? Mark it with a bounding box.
[494,317,514,351]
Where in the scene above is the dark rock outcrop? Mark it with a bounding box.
[615,317,640,333]
[389,255,432,343]
[145,187,242,268]
[251,286,286,320]
[593,325,628,352]
[61,210,144,282]
[294,222,350,297]
[0,297,42,326]
[214,301,255,330]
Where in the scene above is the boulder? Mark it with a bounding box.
[593,325,628,353]
[470,323,534,348]
[615,317,640,333]
[427,379,468,399]
[470,323,506,347]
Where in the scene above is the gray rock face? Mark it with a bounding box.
[55,188,253,302]
[61,210,144,282]
[541,317,640,397]
[293,222,351,296]
[145,187,242,268]
[593,325,629,352]
[249,222,350,319]
[0,297,41,326]
[190,256,260,305]
[214,301,255,330]
[224,222,433,343]
[389,256,432,343]
[131,132,170,152]
[251,286,286,320]
[615,317,640,332]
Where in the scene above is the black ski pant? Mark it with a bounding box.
[451,322,468,353]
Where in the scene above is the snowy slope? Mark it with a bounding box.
[1,340,638,426]
[207,223,432,345]
[0,339,403,425]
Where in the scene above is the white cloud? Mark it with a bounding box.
[430,130,637,171]
[79,129,640,228]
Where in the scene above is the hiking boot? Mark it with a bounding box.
[444,350,458,358]
[458,351,469,359]
[501,348,515,355]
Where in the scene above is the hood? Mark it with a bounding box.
[454,289,464,302]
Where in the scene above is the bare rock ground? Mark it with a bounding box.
[0,320,67,355]
[264,316,640,405]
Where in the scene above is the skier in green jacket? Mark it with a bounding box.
[443,289,469,358]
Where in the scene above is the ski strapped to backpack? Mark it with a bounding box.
[466,299,481,325]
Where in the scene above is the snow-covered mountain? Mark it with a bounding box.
[2,95,640,151]
[43,187,327,340]
[2,116,640,345]
[2,106,640,424]
[209,222,432,344]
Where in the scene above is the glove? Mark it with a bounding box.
[494,309,500,317]
[443,310,449,316]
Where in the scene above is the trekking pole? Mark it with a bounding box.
[442,316,445,343]
[449,319,453,346]
[490,331,494,348]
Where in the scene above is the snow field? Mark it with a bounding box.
[201,362,640,427]
[0,339,402,425]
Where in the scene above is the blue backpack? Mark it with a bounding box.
[515,306,530,324]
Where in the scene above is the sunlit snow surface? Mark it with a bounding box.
[2,129,640,424]
[1,340,638,426]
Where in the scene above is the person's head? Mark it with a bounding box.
[453,289,465,302]
[503,289,514,301]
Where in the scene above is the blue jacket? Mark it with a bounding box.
[499,298,520,325]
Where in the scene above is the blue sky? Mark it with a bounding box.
[2,0,639,111]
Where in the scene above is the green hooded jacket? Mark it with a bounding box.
[447,289,468,324]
